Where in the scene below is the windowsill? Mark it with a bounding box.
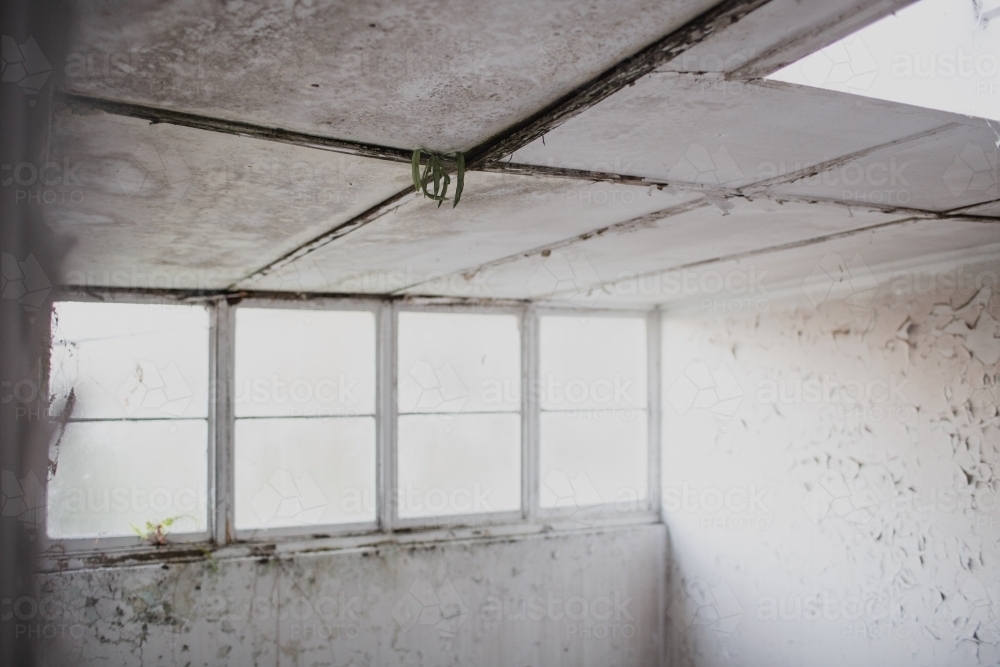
[36,512,663,573]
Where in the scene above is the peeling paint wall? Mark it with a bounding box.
[662,259,1000,666]
[31,525,665,666]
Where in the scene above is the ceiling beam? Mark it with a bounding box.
[463,0,776,166]
[483,161,945,219]
[57,92,414,164]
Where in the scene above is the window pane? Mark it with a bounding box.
[46,301,209,540]
[397,311,520,413]
[234,417,376,529]
[539,412,647,509]
[235,308,375,418]
[539,315,648,511]
[46,420,208,539]
[396,311,522,521]
[539,316,646,411]
[234,307,378,531]
[397,414,521,519]
[49,302,209,419]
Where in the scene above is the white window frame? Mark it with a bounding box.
[226,296,383,542]
[39,290,217,555]
[40,291,662,561]
[535,306,661,523]
[392,301,528,532]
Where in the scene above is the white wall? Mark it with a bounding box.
[33,524,666,666]
[662,259,1000,666]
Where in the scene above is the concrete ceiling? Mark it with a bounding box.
[46,105,411,288]
[767,123,1000,213]
[51,0,999,306]
[645,218,1000,310]
[65,0,721,152]
[240,173,700,294]
[509,75,969,189]
[395,198,912,302]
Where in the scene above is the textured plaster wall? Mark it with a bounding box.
[662,259,1000,666]
[32,525,665,666]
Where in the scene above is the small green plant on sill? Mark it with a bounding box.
[131,516,181,546]
[412,149,465,208]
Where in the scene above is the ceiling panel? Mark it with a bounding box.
[510,75,954,191]
[65,0,721,153]
[659,0,915,78]
[769,123,1000,212]
[609,218,1000,307]
[44,105,412,289]
[241,172,700,294]
[398,197,909,303]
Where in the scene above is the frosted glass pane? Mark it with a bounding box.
[397,413,521,518]
[539,411,647,509]
[397,312,520,413]
[46,420,208,539]
[235,308,375,418]
[49,301,209,419]
[234,417,376,529]
[540,316,647,411]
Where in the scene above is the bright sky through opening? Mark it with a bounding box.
[769,0,1000,122]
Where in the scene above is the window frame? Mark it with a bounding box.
[535,306,661,521]
[40,291,662,560]
[392,301,528,531]
[40,290,217,554]
[227,296,383,542]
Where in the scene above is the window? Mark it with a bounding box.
[539,315,649,518]
[46,301,210,541]
[42,297,660,554]
[234,307,377,533]
[396,311,522,521]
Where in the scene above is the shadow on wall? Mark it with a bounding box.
[1,2,73,667]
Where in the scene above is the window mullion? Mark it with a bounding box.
[212,298,235,544]
[523,305,539,523]
[377,300,398,532]
[647,308,662,516]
